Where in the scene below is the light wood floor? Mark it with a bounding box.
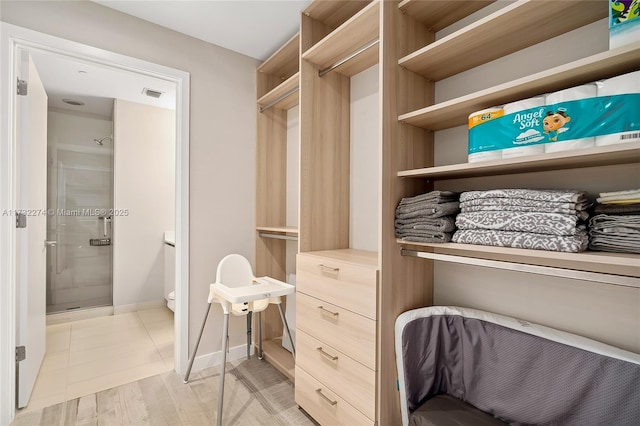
[12,357,316,426]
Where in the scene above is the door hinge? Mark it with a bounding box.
[17,79,28,96]
[16,212,27,229]
[16,346,26,362]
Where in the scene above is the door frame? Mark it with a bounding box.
[0,22,190,424]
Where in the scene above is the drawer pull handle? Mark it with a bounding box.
[316,347,338,361]
[319,264,339,273]
[318,306,339,317]
[315,388,338,406]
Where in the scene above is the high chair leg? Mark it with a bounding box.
[183,303,211,383]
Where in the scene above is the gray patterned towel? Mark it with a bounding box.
[398,191,458,206]
[460,189,587,204]
[460,197,589,211]
[461,204,589,220]
[394,216,456,233]
[588,214,640,254]
[456,211,581,236]
[396,201,460,220]
[594,203,640,215]
[398,232,452,244]
[452,229,588,253]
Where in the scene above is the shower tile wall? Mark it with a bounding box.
[47,109,114,314]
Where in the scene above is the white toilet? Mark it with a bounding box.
[164,231,176,312]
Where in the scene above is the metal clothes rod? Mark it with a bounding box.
[400,248,640,289]
[318,38,379,77]
[259,232,298,241]
[259,86,299,113]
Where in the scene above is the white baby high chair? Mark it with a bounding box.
[183,254,295,426]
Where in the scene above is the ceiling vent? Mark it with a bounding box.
[142,88,164,99]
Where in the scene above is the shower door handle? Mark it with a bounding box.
[44,240,57,247]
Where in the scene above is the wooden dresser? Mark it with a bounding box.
[295,249,378,425]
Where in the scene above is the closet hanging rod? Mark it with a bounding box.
[259,86,299,113]
[318,38,379,77]
[259,232,298,241]
[400,248,640,289]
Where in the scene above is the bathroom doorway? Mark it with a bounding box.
[45,104,115,314]
[1,22,190,419]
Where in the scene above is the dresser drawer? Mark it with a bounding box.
[297,292,376,369]
[297,329,375,420]
[295,367,374,426]
[297,253,378,320]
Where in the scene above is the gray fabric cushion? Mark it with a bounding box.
[401,315,640,425]
[409,394,507,426]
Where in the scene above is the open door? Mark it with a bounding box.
[15,49,48,408]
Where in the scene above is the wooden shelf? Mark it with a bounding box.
[399,44,640,131]
[260,337,295,382]
[398,0,495,33]
[398,142,640,179]
[256,226,299,236]
[257,72,299,111]
[303,0,372,30]
[398,0,607,81]
[257,32,299,80]
[302,0,379,77]
[397,240,640,280]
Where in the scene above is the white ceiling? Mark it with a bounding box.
[93,0,310,61]
[31,50,177,118]
[31,1,308,118]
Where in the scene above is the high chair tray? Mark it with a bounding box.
[211,276,295,304]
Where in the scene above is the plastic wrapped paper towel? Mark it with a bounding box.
[502,96,546,159]
[596,71,640,146]
[544,84,597,153]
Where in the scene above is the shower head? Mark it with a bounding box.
[94,135,112,146]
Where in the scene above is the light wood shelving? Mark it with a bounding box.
[398,0,607,81]
[255,32,300,380]
[257,72,299,112]
[398,142,640,179]
[397,241,640,280]
[256,1,638,424]
[399,44,640,130]
[398,0,495,32]
[394,1,639,296]
[302,0,380,76]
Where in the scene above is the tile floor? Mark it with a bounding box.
[22,307,174,413]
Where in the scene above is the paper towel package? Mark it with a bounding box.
[609,0,640,49]
[468,78,640,162]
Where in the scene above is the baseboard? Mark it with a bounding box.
[46,306,114,325]
[186,344,253,377]
[113,299,166,315]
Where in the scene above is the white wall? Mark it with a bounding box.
[0,0,258,358]
[113,99,175,307]
[350,64,379,252]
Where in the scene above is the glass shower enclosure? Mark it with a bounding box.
[46,112,114,314]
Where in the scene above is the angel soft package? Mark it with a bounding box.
[468,76,640,162]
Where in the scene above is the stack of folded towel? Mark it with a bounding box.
[589,189,640,254]
[395,190,459,243]
[452,189,590,253]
